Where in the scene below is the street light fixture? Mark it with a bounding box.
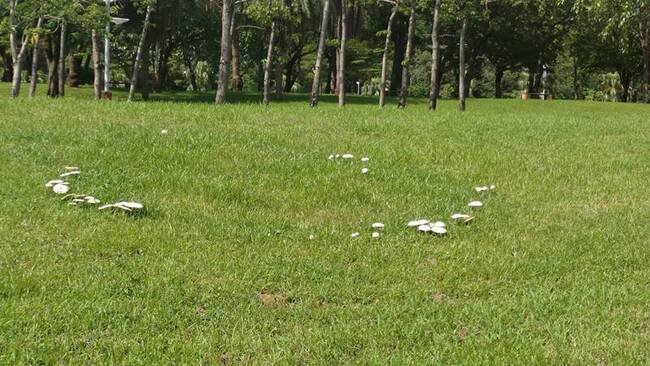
[102,0,129,96]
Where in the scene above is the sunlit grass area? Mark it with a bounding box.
[1,84,649,364]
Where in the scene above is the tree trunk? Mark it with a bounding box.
[398,5,416,108]
[9,0,28,98]
[45,34,60,97]
[29,17,44,98]
[128,5,153,102]
[230,10,243,92]
[429,0,442,110]
[263,21,277,106]
[572,56,579,100]
[379,3,398,108]
[495,66,504,99]
[310,0,332,107]
[140,43,151,101]
[91,30,102,100]
[215,0,233,104]
[67,56,82,87]
[621,72,631,103]
[642,20,650,103]
[58,20,67,97]
[275,56,284,99]
[337,0,347,107]
[458,17,467,112]
[184,53,198,91]
[389,13,406,96]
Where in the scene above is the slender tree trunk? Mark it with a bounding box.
[184,53,198,91]
[572,56,579,100]
[337,0,348,107]
[398,5,416,108]
[29,17,44,98]
[45,34,59,97]
[91,30,102,100]
[215,0,233,104]
[642,19,650,103]
[263,21,277,106]
[230,9,242,91]
[58,20,67,97]
[390,13,406,96]
[429,0,442,110]
[275,57,284,99]
[458,17,467,112]
[495,66,504,99]
[310,0,332,107]
[9,0,28,98]
[379,2,398,108]
[67,56,82,87]
[128,5,153,102]
[140,44,151,101]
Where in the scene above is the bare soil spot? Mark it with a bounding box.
[256,292,290,308]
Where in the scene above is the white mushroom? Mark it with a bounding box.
[309,234,315,240]
[85,196,101,204]
[52,183,70,194]
[372,232,380,238]
[468,201,483,208]
[451,213,474,224]
[451,213,471,220]
[328,154,335,160]
[408,219,430,227]
[490,184,496,190]
[161,129,169,134]
[431,226,447,236]
[431,221,446,228]
[45,179,64,188]
[475,186,489,193]
[371,222,385,229]
[417,224,433,232]
[60,171,80,178]
[98,204,114,210]
[361,157,369,162]
[361,168,369,174]
[342,154,354,159]
[351,232,360,238]
[114,201,143,209]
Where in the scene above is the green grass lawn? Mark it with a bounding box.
[1,84,650,364]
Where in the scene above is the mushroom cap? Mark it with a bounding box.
[328,154,335,160]
[371,222,385,229]
[408,219,430,227]
[361,157,369,162]
[417,224,433,232]
[431,221,446,228]
[161,129,169,134]
[342,154,354,159]
[468,201,483,208]
[431,226,447,235]
[45,179,65,188]
[451,213,471,220]
[490,184,496,190]
[115,201,143,209]
[475,186,489,192]
[64,166,79,171]
[60,171,80,178]
[351,232,360,238]
[371,232,380,238]
[52,184,70,194]
[361,168,369,174]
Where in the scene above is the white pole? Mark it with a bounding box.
[104,0,111,93]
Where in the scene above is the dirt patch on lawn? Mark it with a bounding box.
[256,292,291,308]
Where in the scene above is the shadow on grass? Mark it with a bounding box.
[127,89,412,106]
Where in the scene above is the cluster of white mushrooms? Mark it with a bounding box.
[405,184,496,237]
[328,153,371,175]
[45,166,144,214]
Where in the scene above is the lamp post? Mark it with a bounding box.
[102,0,128,96]
[356,81,361,95]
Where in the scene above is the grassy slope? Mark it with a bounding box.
[1,85,649,364]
